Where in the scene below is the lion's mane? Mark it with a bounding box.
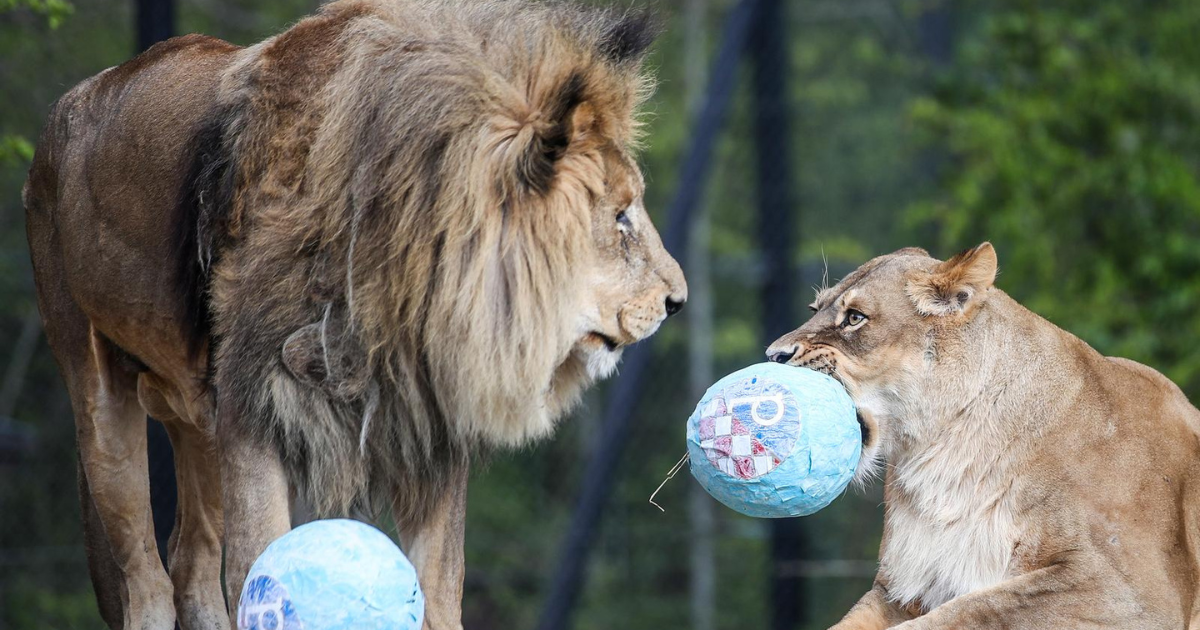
[180,0,657,522]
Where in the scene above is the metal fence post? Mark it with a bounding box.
[536,2,762,628]
[749,0,807,627]
[135,0,178,570]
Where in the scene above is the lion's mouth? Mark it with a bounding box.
[572,331,626,381]
[585,331,621,352]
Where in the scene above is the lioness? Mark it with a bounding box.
[767,244,1200,629]
[24,2,685,629]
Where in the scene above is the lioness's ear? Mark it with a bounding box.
[907,242,998,317]
[893,246,931,258]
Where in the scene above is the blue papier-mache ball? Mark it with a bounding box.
[687,362,860,518]
[237,519,424,630]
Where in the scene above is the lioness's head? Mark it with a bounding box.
[765,243,998,480]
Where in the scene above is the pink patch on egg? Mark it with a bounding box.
[734,457,756,479]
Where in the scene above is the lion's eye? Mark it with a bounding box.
[843,309,867,328]
[616,209,632,227]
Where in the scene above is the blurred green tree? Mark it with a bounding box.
[0,0,69,165]
[909,0,1200,391]
[10,0,1199,628]
[0,0,71,27]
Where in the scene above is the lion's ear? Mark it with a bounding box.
[513,72,589,196]
[597,11,659,65]
[509,12,658,197]
[907,242,998,317]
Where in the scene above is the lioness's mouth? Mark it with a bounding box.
[792,346,838,379]
[808,363,836,377]
[856,411,871,447]
[794,357,868,448]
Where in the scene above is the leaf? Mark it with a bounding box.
[0,135,36,166]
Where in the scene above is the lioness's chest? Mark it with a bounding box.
[880,479,1017,611]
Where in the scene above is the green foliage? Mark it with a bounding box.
[0,134,34,166]
[6,581,102,629]
[5,0,1199,628]
[907,0,1200,392]
[1,0,73,28]
[0,0,72,167]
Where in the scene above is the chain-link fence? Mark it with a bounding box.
[6,0,1200,628]
[0,1,925,628]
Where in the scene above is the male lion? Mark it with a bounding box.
[767,244,1200,629]
[23,2,686,629]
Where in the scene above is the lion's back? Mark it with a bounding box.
[26,33,241,372]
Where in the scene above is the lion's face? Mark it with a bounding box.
[765,244,998,480]
[267,4,686,448]
[570,147,687,380]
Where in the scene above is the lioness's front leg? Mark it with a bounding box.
[894,565,1153,630]
[399,464,468,630]
[831,586,915,630]
[218,413,291,623]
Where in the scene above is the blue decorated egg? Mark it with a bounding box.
[687,362,860,518]
[237,519,424,630]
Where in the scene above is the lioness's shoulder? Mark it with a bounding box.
[1102,356,1200,432]
[1104,356,1179,393]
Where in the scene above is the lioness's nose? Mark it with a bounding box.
[767,345,796,364]
[665,296,685,316]
[766,333,802,364]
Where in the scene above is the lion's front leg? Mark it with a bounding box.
[894,564,1152,630]
[399,464,468,630]
[831,586,915,630]
[218,412,292,624]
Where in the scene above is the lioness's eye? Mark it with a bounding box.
[616,209,631,227]
[843,309,867,328]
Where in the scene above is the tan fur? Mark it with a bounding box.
[25,2,684,629]
[769,243,1200,629]
[216,0,658,450]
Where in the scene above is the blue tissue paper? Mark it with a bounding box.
[687,362,860,518]
[238,519,424,630]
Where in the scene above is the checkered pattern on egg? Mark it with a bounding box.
[686,362,861,518]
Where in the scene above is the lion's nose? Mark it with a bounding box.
[767,345,797,364]
[665,296,685,317]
